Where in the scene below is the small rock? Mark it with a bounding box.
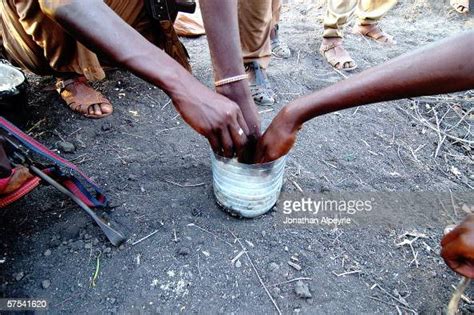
[84,243,92,249]
[127,174,138,181]
[104,247,112,254]
[235,260,242,268]
[177,247,190,256]
[41,280,51,289]
[268,262,280,273]
[288,261,302,271]
[294,280,312,299]
[14,272,24,281]
[261,231,266,237]
[92,238,99,246]
[84,234,92,240]
[101,123,112,132]
[44,249,52,257]
[119,244,126,251]
[109,297,116,304]
[57,141,75,153]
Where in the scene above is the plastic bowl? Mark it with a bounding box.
[211,152,286,218]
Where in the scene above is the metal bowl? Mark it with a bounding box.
[0,61,28,126]
[211,152,286,218]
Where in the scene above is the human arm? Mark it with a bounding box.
[441,214,474,278]
[199,0,261,144]
[38,0,249,158]
[254,31,474,162]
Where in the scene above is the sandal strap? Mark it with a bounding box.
[55,77,87,93]
[320,41,343,53]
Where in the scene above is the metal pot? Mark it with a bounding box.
[0,61,28,127]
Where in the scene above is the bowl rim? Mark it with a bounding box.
[211,151,287,169]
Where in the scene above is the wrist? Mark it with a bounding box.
[215,79,252,101]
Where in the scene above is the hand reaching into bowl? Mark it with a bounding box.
[253,31,474,163]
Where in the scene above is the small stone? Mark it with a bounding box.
[268,262,280,273]
[84,243,92,249]
[57,141,75,153]
[92,238,99,246]
[104,247,112,254]
[261,231,266,237]
[127,174,138,181]
[42,280,51,289]
[15,272,24,281]
[101,123,112,132]
[288,261,302,271]
[84,234,92,240]
[235,260,242,268]
[177,247,190,256]
[109,297,116,304]
[119,244,126,251]
[44,249,52,257]
[294,280,312,299]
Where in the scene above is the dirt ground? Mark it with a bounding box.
[1,0,474,314]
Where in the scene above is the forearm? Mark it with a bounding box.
[199,0,259,134]
[40,0,191,97]
[290,31,474,127]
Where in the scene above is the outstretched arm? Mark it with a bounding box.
[199,0,261,157]
[39,0,249,159]
[255,31,474,162]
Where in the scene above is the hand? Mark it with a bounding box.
[217,81,261,162]
[441,214,474,278]
[253,104,302,163]
[170,78,250,159]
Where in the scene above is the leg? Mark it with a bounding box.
[320,0,358,70]
[238,0,275,105]
[353,0,397,44]
[270,0,291,59]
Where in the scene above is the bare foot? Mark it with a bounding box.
[320,37,357,71]
[353,23,396,45]
[56,77,113,119]
[0,166,34,195]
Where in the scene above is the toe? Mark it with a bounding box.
[100,103,113,115]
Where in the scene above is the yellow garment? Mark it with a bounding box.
[239,0,281,68]
[0,0,165,81]
[323,0,397,38]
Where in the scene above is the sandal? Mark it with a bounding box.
[319,38,357,71]
[244,61,275,106]
[450,0,469,13]
[353,23,396,45]
[56,77,113,119]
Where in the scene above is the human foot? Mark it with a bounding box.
[353,23,396,45]
[319,37,357,71]
[56,77,113,119]
[0,166,34,195]
[244,61,275,106]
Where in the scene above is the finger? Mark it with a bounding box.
[455,263,474,279]
[235,111,251,136]
[253,138,267,164]
[441,226,462,246]
[208,134,221,155]
[228,124,248,161]
[219,128,234,158]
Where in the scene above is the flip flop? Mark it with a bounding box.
[0,167,40,207]
[56,77,113,119]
